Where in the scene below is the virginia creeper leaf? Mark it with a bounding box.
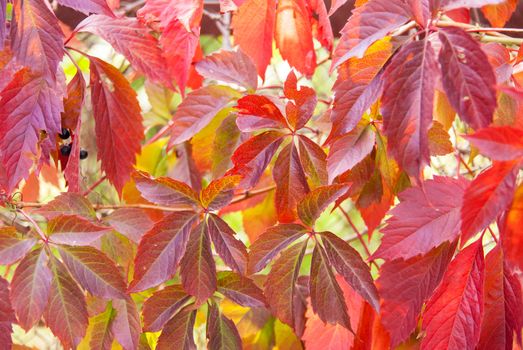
[36,192,96,219]
[236,95,288,130]
[297,184,348,227]
[0,227,36,264]
[56,0,114,16]
[200,176,241,211]
[481,0,517,27]
[89,303,115,350]
[438,27,497,130]
[503,183,523,268]
[0,276,14,348]
[421,240,485,350]
[47,214,112,246]
[112,296,141,350]
[130,211,198,292]
[133,171,200,207]
[217,271,266,308]
[156,307,197,350]
[206,302,242,350]
[465,126,523,161]
[283,71,317,130]
[89,57,144,193]
[142,284,191,332]
[440,0,504,10]
[297,135,328,187]
[104,208,155,243]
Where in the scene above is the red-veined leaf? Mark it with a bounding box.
[0,227,36,264]
[382,39,438,178]
[283,71,317,130]
[374,176,468,260]
[57,245,127,299]
[195,49,258,91]
[232,0,276,79]
[129,211,198,292]
[0,276,14,349]
[207,214,248,274]
[327,123,376,181]
[217,271,266,308]
[421,240,485,350]
[264,240,308,336]
[200,175,241,210]
[180,221,217,302]
[481,0,518,27]
[44,256,88,349]
[297,184,348,227]
[477,244,523,349]
[310,244,351,329]
[76,15,170,86]
[156,307,197,350]
[137,0,202,30]
[206,302,242,350]
[331,0,411,69]
[133,171,200,207]
[112,296,141,350]
[297,135,328,187]
[89,56,144,193]
[142,284,191,332]
[275,0,316,76]
[377,242,456,346]
[248,223,308,274]
[11,0,64,80]
[438,27,497,130]
[307,0,334,50]
[319,231,380,311]
[47,214,111,246]
[168,85,239,146]
[36,192,96,219]
[461,161,518,243]
[10,247,51,330]
[56,0,114,16]
[61,65,85,131]
[273,142,310,222]
[133,172,200,209]
[0,69,63,192]
[235,95,288,130]
[104,208,155,243]
[465,126,523,161]
[229,130,285,188]
[89,303,115,350]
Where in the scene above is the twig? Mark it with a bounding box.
[338,207,373,259]
[17,209,48,243]
[83,176,107,197]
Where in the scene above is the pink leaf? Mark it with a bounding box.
[0,227,36,264]
[465,126,523,161]
[112,296,141,350]
[0,276,14,348]
[104,208,155,243]
[36,192,96,219]
[56,0,114,16]
[142,284,191,332]
[216,271,266,308]
[207,214,248,274]
[133,171,200,208]
[47,214,111,246]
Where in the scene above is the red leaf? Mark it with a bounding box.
[180,221,217,302]
[377,242,456,346]
[160,20,200,94]
[264,240,308,336]
[0,227,36,264]
[195,49,258,91]
[156,307,197,350]
[307,0,334,50]
[142,285,191,332]
[310,244,351,329]
[201,176,241,210]
[503,183,523,268]
[461,161,518,243]
[207,214,248,274]
[482,0,517,27]
[206,302,242,350]
[478,244,523,349]
[77,15,170,86]
[36,192,96,219]
[104,208,155,243]
[382,39,438,178]
[11,0,64,80]
[465,126,523,161]
[327,123,376,181]
[374,176,468,260]
[216,271,266,308]
[297,184,348,227]
[10,248,52,330]
[421,240,485,350]
[58,245,127,299]
[129,211,198,292]
[111,296,141,350]
[283,71,317,130]
[331,0,411,69]
[229,130,285,188]
[232,0,275,79]
[440,0,504,10]
[297,135,328,187]
[168,85,239,146]
[64,117,82,193]
[61,63,86,131]
[44,256,88,349]
[133,171,200,208]
[56,0,114,16]
[235,95,288,130]
[0,69,63,192]
[273,142,310,222]
[248,223,307,273]
[0,276,14,349]
[275,0,316,76]
[438,27,497,130]
[89,57,144,193]
[319,231,380,311]
[137,0,203,30]
[47,214,111,246]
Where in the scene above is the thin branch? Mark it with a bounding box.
[230,185,275,204]
[83,176,107,197]
[338,207,372,258]
[17,209,48,243]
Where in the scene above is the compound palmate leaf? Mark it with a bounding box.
[89,56,144,193]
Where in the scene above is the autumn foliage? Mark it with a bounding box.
[1,0,523,349]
